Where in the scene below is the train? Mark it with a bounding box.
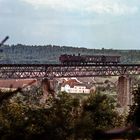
[59,54,121,65]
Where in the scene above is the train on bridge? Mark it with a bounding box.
[59,54,121,65]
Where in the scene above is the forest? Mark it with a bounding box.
[0,84,140,140]
[0,44,140,64]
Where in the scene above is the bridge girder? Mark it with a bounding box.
[0,64,140,79]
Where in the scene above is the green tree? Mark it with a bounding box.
[75,93,123,140]
[127,86,140,127]
[0,90,81,140]
[0,88,123,140]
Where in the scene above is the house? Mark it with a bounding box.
[61,78,95,94]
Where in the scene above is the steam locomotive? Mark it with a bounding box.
[59,54,121,65]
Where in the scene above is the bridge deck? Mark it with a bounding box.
[0,63,140,67]
[0,63,139,79]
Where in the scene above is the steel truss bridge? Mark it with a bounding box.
[0,64,140,79]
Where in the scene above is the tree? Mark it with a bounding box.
[127,86,140,127]
[75,93,123,140]
[0,90,81,140]
[0,88,123,140]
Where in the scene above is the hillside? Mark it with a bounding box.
[0,44,140,64]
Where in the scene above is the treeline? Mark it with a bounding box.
[0,85,140,139]
[0,87,124,140]
[1,44,140,64]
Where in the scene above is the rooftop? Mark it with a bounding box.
[0,79,37,89]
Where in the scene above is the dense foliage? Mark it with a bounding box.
[0,87,123,140]
[127,86,140,127]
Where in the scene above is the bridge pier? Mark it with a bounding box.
[41,78,55,101]
[117,76,132,108]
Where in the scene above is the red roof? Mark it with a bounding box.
[0,79,37,89]
[61,79,92,89]
[61,79,79,88]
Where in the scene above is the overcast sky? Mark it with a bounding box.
[0,0,140,49]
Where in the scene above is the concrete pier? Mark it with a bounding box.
[41,78,55,99]
[117,76,131,108]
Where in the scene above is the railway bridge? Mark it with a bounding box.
[0,63,140,107]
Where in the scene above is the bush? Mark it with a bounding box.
[0,89,123,140]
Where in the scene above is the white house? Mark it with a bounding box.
[61,79,94,94]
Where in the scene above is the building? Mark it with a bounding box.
[61,78,95,94]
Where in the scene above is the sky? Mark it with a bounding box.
[0,0,140,49]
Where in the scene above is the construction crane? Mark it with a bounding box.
[0,36,10,62]
[0,36,9,47]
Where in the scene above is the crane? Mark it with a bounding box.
[0,36,9,47]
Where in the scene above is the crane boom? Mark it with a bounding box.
[0,36,9,47]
